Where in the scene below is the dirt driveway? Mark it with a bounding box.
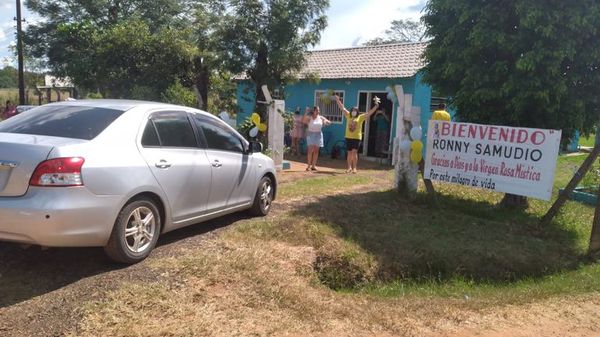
[1,157,600,336]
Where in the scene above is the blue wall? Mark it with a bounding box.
[236,76,435,154]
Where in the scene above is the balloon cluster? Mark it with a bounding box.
[249,113,267,138]
[409,126,423,164]
[385,86,396,102]
[398,123,423,164]
[219,111,232,124]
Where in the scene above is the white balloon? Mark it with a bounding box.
[400,140,412,153]
[219,111,230,122]
[410,126,422,140]
[385,86,392,93]
[249,126,259,138]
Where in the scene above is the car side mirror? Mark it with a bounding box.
[249,141,263,154]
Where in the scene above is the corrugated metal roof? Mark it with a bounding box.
[301,42,427,79]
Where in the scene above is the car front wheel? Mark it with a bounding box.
[104,198,161,264]
[249,176,274,216]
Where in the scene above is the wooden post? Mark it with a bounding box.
[419,159,437,202]
[540,144,600,227]
[589,184,600,255]
[589,132,600,255]
[16,0,26,105]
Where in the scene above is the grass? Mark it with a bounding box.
[0,87,68,106]
[579,133,596,148]
[278,173,376,199]
[72,153,600,336]
[228,153,598,297]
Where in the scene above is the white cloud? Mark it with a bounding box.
[314,0,424,50]
[0,28,5,43]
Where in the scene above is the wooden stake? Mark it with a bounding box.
[419,160,437,201]
[540,146,600,227]
[589,182,600,255]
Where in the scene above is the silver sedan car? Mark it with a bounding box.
[0,100,276,263]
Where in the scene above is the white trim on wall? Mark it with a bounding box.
[356,90,396,158]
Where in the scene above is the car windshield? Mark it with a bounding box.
[0,105,126,140]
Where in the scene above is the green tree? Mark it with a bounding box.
[162,79,199,107]
[0,65,43,89]
[48,20,196,99]
[188,0,227,110]
[0,67,18,88]
[24,0,195,99]
[364,19,426,45]
[422,0,600,207]
[214,0,329,109]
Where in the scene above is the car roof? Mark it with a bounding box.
[45,99,190,112]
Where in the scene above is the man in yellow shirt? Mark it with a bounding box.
[335,95,379,173]
[432,103,451,121]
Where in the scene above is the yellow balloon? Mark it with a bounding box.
[411,140,424,151]
[410,150,423,164]
[251,113,261,126]
[258,123,267,132]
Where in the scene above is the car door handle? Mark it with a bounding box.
[211,160,222,168]
[155,160,171,169]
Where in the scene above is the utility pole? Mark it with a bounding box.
[15,0,26,105]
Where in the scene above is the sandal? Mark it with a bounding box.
[311,166,318,171]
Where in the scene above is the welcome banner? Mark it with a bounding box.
[424,121,562,200]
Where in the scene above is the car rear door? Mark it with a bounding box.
[192,114,256,211]
[137,111,212,222]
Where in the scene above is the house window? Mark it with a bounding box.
[314,90,344,123]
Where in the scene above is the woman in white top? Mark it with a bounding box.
[303,106,331,171]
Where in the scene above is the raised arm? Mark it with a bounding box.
[381,111,390,122]
[334,95,350,117]
[365,103,380,118]
[302,108,312,124]
[320,116,332,126]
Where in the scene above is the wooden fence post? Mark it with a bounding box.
[589,185,600,255]
[540,146,600,227]
[589,132,600,255]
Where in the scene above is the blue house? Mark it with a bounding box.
[236,42,442,160]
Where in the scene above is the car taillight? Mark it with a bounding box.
[29,157,85,187]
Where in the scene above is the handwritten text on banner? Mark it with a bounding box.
[424,121,561,200]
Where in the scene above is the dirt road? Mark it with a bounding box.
[1,158,600,336]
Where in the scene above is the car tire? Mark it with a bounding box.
[104,198,161,264]
[249,176,274,216]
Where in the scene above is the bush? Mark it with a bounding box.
[86,92,103,99]
[161,80,198,108]
[130,85,159,101]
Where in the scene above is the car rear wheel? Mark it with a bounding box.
[104,198,161,264]
[249,176,274,216]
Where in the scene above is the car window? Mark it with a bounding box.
[0,105,125,140]
[151,111,197,148]
[194,115,244,153]
[141,120,160,147]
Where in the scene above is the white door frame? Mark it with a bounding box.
[355,90,395,158]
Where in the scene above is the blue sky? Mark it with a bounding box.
[0,0,426,68]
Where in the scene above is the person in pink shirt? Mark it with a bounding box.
[2,100,17,120]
